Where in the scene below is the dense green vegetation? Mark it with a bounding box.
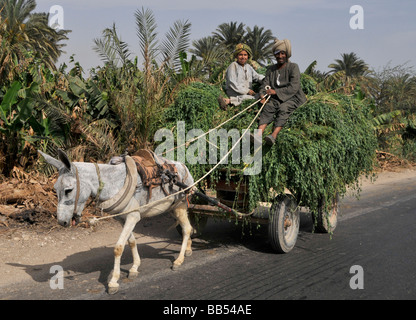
[1,2,415,215]
[164,80,378,217]
[254,93,377,214]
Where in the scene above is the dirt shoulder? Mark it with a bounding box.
[0,213,182,288]
[1,166,416,289]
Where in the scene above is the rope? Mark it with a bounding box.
[158,96,264,157]
[89,95,270,225]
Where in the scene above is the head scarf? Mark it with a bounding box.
[272,38,292,59]
[233,43,253,60]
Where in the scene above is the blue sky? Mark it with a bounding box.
[36,0,416,75]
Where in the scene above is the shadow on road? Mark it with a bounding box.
[190,209,317,254]
[6,235,223,290]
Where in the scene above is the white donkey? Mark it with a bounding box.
[39,149,194,294]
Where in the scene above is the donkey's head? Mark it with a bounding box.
[38,149,85,227]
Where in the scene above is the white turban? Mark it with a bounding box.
[272,38,292,58]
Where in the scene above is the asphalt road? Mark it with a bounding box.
[1,171,416,302]
[106,174,416,301]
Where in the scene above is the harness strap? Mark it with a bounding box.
[93,163,105,201]
[73,166,80,215]
[99,155,138,214]
[84,163,105,211]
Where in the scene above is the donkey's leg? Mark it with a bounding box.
[108,213,140,294]
[171,202,192,271]
[128,232,141,279]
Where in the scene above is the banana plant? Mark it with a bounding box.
[54,75,110,119]
[0,80,51,175]
[0,81,41,134]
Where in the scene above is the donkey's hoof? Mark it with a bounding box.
[185,250,192,257]
[171,264,181,271]
[107,283,119,295]
[128,270,139,279]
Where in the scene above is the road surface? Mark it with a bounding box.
[1,169,415,302]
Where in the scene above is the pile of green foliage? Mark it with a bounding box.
[163,80,377,217]
[165,82,224,132]
[163,82,227,180]
[251,93,377,215]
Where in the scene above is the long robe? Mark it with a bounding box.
[259,62,306,127]
[225,61,264,106]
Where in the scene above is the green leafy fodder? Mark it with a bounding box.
[165,81,223,131]
[251,94,377,215]
[163,81,377,219]
[163,81,225,181]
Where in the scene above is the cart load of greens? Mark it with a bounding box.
[163,78,377,224]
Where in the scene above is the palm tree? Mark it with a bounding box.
[0,0,70,83]
[243,25,274,64]
[377,73,416,114]
[212,21,246,51]
[135,7,193,147]
[190,36,220,60]
[190,36,228,78]
[92,7,193,150]
[328,52,369,77]
[327,52,372,94]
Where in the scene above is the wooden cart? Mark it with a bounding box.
[185,169,338,253]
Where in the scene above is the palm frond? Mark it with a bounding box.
[76,119,118,160]
[135,7,158,70]
[213,21,246,50]
[372,110,403,128]
[93,36,118,68]
[93,23,131,68]
[304,60,317,75]
[160,19,191,71]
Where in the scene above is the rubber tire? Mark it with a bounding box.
[313,193,339,233]
[268,195,300,253]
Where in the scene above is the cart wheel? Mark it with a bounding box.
[313,193,339,233]
[177,212,208,238]
[268,195,300,253]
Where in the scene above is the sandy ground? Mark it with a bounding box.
[0,211,183,288]
[1,167,416,289]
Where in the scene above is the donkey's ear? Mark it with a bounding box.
[38,150,64,170]
[57,149,72,171]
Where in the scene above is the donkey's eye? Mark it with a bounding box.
[64,188,73,196]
